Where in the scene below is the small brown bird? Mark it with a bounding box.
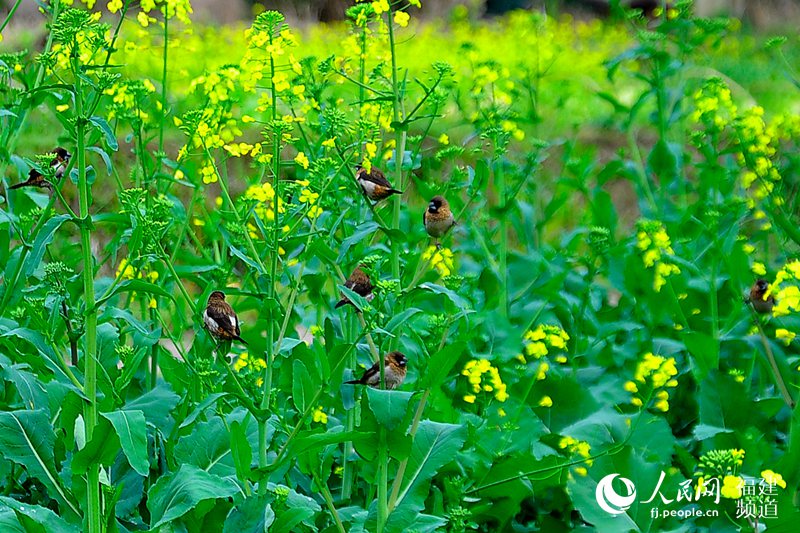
[356,165,402,201]
[424,195,455,240]
[203,290,247,344]
[9,147,71,190]
[345,351,408,390]
[749,279,775,314]
[335,264,374,309]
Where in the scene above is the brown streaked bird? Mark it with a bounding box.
[424,195,455,240]
[345,351,408,390]
[203,290,247,344]
[356,165,402,201]
[8,147,72,190]
[749,279,775,315]
[335,264,374,309]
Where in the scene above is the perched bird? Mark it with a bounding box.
[335,264,374,309]
[345,351,408,390]
[356,165,402,202]
[424,195,455,240]
[8,147,71,190]
[749,279,775,315]
[203,290,247,344]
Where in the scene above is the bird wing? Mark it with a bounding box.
[360,169,393,188]
[345,277,372,297]
[205,306,236,334]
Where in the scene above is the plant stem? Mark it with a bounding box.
[74,57,101,533]
[496,159,508,318]
[158,13,169,153]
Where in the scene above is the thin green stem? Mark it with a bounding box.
[158,14,169,152]
[73,53,101,533]
[496,160,508,318]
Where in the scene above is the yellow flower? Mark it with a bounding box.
[752,262,767,276]
[55,104,70,112]
[776,329,796,346]
[322,137,337,148]
[371,0,390,14]
[721,475,743,499]
[294,152,310,169]
[761,470,787,489]
[538,396,553,407]
[107,0,123,12]
[438,133,449,145]
[312,406,328,425]
[394,11,410,27]
[148,298,157,309]
[463,394,476,404]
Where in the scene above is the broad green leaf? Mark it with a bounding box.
[366,388,413,430]
[223,495,274,533]
[102,410,148,476]
[147,464,239,528]
[292,360,313,413]
[682,331,719,382]
[0,355,48,411]
[268,483,321,532]
[0,496,79,533]
[125,384,180,433]
[174,416,235,478]
[394,421,467,509]
[179,392,227,429]
[0,410,79,516]
[23,215,70,277]
[230,420,253,483]
[419,341,466,390]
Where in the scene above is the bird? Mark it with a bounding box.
[424,195,455,240]
[8,147,71,190]
[749,279,775,315]
[345,351,408,390]
[335,264,374,309]
[203,290,247,344]
[356,165,402,202]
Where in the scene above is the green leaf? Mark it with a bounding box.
[22,215,70,277]
[125,384,180,433]
[89,116,119,150]
[179,392,227,429]
[366,388,413,430]
[419,341,466,390]
[147,464,239,529]
[223,494,274,532]
[393,421,467,510]
[268,483,321,532]
[174,416,235,478]
[230,420,253,483]
[102,410,149,476]
[0,496,79,533]
[292,360,314,413]
[0,410,79,517]
[682,331,719,382]
[92,279,175,311]
[0,355,49,411]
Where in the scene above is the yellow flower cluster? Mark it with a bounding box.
[233,352,266,388]
[312,406,328,425]
[626,352,678,412]
[695,448,745,499]
[461,359,508,404]
[690,79,737,131]
[116,258,159,283]
[635,219,681,292]
[761,469,787,489]
[244,182,285,224]
[519,324,569,363]
[735,106,780,207]
[421,246,455,277]
[559,436,592,476]
[767,260,800,317]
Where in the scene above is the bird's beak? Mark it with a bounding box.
[428,202,436,212]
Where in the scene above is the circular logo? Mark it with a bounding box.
[595,474,637,515]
